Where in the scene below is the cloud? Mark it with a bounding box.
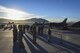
[0,5,41,20]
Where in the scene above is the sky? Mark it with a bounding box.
[0,0,80,22]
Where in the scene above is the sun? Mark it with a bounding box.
[5,8,27,20]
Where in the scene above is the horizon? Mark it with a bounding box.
[0,17,79,23]
[0,0,80,22]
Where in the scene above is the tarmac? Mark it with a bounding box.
[0,28,79,53]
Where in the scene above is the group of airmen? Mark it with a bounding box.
[13,23,25,48]
[12,22,52,48]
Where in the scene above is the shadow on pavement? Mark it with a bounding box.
[13,41,27,53]
[40,33,80,53]
[23,35,48,53]
[25,33,71,53]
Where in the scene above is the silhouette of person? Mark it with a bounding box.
[18,25,25,48]
[13,23,18,42]
[30,25,33,34]
[40,25,44,35]
[25,25,29,32]
[48,26,52,42]
[23,25,25,34]
[32,23,37,44]
[38,25,40,35]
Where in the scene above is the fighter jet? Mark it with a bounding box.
[48,18,68,29]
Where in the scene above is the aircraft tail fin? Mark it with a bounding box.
[62,18,67,23]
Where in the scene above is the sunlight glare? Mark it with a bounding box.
[6,8,27,20]
[0,6,40,20]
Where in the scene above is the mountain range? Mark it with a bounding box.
[0,18,49,23]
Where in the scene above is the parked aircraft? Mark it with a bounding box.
[48,18,68,29]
